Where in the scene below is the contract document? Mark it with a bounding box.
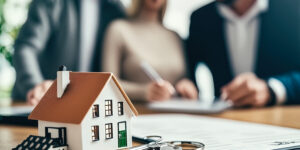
[0,106,34,115]
[148,99,232,114]
[132,114,300,150]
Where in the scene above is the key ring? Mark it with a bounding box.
[144,135,163,149]
[129,135,205,150]
[162,141,205,150]
[144,135,163,143]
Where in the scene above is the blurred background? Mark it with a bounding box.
[0,0,212,106]
[0,0,31,106]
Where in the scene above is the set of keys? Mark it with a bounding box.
[129,136,205,150]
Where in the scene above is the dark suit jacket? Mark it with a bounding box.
[12,0,125,100]
[186,0,300,104]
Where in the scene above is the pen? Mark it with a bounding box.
[140,61,176,95]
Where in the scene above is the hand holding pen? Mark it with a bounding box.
[146,80,176,101]
[141,61,176,97]
[141,62,198,101]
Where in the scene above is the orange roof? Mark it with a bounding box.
[29,72,138,124]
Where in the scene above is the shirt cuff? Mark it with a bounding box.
[268,78,287,105]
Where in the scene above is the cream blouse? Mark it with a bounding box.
[102,19,186,101]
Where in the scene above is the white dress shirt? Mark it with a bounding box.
[218,0,286,105]
[79,0,100,71]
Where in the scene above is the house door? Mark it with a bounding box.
[118,122,127,148]
[45,127,67,145]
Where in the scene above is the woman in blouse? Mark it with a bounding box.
[102,0,198,101]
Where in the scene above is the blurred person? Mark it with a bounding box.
[12,0,125,105]
[102,0,198,102]
[187,0,300,107]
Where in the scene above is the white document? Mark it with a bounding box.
[148,99,232,114]
[0,106,34,116]
[132,114,300,150]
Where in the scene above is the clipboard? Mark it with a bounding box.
[0,106,37,126]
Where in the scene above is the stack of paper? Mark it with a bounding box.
[132,114,300,150]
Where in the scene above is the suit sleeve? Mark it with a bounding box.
[13,0,54,100]
[273,72,300,104]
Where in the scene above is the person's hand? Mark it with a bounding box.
[221,73,270,107]
[27,80,54,106]
[146,81,174,102]
[175,78,198,100]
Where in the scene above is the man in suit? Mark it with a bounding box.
[12,0,125,105]
[187,0,300,107]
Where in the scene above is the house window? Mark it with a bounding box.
[105,123,113,139]
[91,126,99,141]
[105,100,113,116]
[118,102,124,115]
[92,105,99,118]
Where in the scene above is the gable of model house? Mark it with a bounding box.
[29,72,138,124]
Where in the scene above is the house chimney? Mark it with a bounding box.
[57,65,70,98]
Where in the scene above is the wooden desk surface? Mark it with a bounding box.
[1,104,300,149]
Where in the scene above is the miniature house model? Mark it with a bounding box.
[14,66,138,150]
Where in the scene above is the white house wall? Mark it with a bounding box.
[81,79,133,150]
[38,120,82,150]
